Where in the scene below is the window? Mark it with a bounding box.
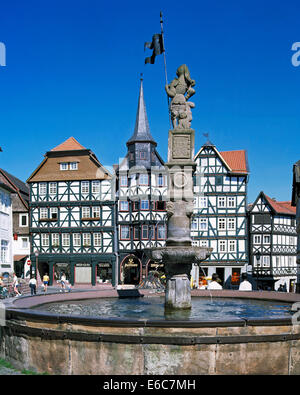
[0,240,8,263]
[52,234,59,247]
[140,200,149,210]
[262,256,270,267]
[21,238,29,249]
[92,181,100,193]
[200,240,208,247]
[263,235,271,244]
[60,163,68,171]
[49,182,57,195]
[227,197,236,207]
[229,240,236,252]
[156,201,166,211]
[50,207,58,219]
[92,206,100,218]
[39,183,47,196]
[62,233,70,247]
[82,233,91,246]
[215,176,223,186]
[140,151,147,160]
[94,233,102,247]
[149,225,156,240]
[199,197,207,208]
[157,225,166,240]
[41,234,49,247]
[218,218,226,230]
[218,197,226,208]
[142,225,148,240]
[40,208,48,219]
[70,162,78,170]
[132,201,139,211]
[191,220,197,230]
[157,174,165,187]
[73,233,81,247]
[81,181,89,194]
[254,235,261,244]
[219,240,226,252]
[82,207,90,218]
[120,226,130,240]
[133,226,140,240]
[19,214,28,227]
[120,201,129,211]
[200,218,208,230]
[139,174,149,185]
[227,218,236,230]
[120,176,128,187]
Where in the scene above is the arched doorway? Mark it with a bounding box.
[120,255,142,285]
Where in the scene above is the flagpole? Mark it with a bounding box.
[160,11,172,128]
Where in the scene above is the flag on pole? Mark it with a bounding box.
[144,34,164,64]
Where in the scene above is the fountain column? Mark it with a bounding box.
[146,64,212,310]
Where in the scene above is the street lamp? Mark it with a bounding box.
[34,251,39,290]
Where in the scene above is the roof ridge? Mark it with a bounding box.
[51,137,86,152]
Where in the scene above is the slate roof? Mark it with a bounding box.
[126,78,156,146]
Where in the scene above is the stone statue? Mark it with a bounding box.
[165,64,195,129]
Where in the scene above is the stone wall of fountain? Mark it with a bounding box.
[2,291,300,375]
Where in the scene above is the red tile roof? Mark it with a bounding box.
[51,137,86,152]
[219,150,248,174]
[265,195,296,215]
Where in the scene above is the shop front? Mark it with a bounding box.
[120,255,142,285]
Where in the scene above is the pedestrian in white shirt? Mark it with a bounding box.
[29,277,37,296]
[239,273,252,291]
[207,273,223,290]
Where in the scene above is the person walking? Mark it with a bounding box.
[238,273,252,291]
[42,273,50,293]
[29,277,37,296]
[207,273,223,290]
[13,273,21,296]
[60,272,66,292]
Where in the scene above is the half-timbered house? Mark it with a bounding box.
[116,78,167,285]
[249,191,297,291]
[27,137,116,286]
[292,160,300,293]
[0,173,14,275]
[191,140,249,288]
[0,169,30,278]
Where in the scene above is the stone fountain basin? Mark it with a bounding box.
[1,289,300,375]
[144,246,212,265]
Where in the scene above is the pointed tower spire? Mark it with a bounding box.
[127,75,157,147]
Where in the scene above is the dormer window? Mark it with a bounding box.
[60,162,78,171]
[70,162,78,170]
[60,163,68,171]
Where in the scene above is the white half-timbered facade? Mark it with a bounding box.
[249,191,297,291]
[191,141,249,288]
[0,175,14,275]
[292,159,300,293]
[116,78,167,285]
[27,137,116,286]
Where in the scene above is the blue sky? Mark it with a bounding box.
[0,0,299,203]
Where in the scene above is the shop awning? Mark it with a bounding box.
[13,255,28,261]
